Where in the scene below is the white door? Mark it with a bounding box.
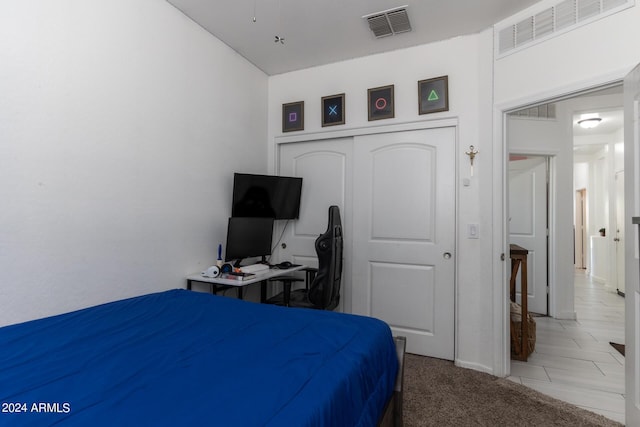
[615,171,625,295]
[624,62,640,426]
[509,156,548,315]
[350,128,456,359]
[277,138,353,310]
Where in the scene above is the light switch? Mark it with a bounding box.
[468,224,479,239]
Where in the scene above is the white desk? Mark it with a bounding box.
[186,265,307,302]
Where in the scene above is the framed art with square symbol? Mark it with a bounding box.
[418,76,449,115]
[368,85,394,121]
[321,93,345,127]
[282,101,304,132]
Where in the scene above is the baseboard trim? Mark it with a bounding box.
[455,359,494,376]
[554,310,577,320]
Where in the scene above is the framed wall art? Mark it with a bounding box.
[282,101,304,132]
[368,85,394,121]
[418,76,449,115]
[321,93,345,127]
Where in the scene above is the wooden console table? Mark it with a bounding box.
[510,244,531,361]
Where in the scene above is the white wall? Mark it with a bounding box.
[494,3,640,105]
[268,31,497,373]
[591,153,609,238]
[0,0,268,326]
[575,162,589,189]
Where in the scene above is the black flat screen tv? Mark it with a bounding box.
[231,173,303,219]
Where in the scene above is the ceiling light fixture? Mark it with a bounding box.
[577,117,602,129]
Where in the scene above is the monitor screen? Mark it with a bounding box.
[231,173,303,219]
[224,217,274,264]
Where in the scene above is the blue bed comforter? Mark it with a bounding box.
[0,289,398,426]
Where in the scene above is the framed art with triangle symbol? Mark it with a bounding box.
[418,76,449,115]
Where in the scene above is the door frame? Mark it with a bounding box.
[494,75,624,378]
[623,63,640,425]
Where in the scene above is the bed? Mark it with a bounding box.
[0,289,403,426]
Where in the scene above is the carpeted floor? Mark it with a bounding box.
[403,354,623,426]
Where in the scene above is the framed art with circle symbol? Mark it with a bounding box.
[321,93,345,127]
[367,84,394,121]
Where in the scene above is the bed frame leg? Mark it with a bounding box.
[379,336,406,427]
[393,336,406,427]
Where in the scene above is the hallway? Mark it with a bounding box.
[508,271,625,424]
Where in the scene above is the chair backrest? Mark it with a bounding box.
[308,205,343,310]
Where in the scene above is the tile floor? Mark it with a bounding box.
[508,270,626,425]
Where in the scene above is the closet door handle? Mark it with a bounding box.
[443,252,452,260]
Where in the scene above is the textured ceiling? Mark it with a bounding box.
[167,0,541,75]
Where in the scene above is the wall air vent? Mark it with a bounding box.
[509,103,557,119]
[363,6,411,38]
[496,0,634,57]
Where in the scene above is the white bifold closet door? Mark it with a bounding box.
[278,127,456,360]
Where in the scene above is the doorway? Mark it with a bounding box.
[506,84,624,321]
[505,83,625,408]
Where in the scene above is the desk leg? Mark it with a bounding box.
[260,280,267,303]
[510,260,519,302]
[187,279,192,290]
[237,287,244,300]
[283,282,291,307]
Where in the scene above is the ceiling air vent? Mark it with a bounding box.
[363,6,411,38]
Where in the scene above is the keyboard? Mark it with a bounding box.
[239,264,270,274]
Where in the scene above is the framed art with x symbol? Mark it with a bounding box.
[321,93,345,127]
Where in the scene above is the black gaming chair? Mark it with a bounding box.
[266,205,343,310]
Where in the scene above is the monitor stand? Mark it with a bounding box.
[233,256,269,268]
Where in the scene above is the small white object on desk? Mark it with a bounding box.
[202,265,220,278]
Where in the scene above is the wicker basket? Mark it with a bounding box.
[510,302,536,356]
